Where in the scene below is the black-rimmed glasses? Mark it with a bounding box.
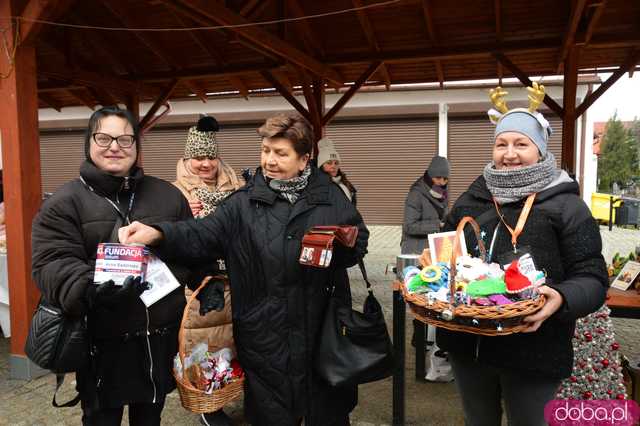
[92,133,136,148]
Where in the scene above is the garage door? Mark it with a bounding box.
[447,115,563,206]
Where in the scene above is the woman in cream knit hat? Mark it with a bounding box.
[317,137,357,204]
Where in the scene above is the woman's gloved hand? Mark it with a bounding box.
[196,279,225,316]
[87,276,149,310]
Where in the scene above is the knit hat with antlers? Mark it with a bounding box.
[487,82,553,154]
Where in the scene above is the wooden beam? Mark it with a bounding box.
[240,0,261,16]
[0,1,42,365]
[328,34,639,65]
[100,0,180,68]
[39,67,138,95]
[273,69,293,92]
[167,0,343,85]
[172,12,226,66]
[576,49,640,117]
[435,61,444,88]
[66,88,97,109]
[286,0,323,56]
[494,0,502,43]
[260,70,312,122]
[228,76,250,99]
[139,79,179,130]
[561,46,580,173]
[420,0,445,86]
[183,80,208,103]
[584,0,607,45]
[297,68,321,128]
[19,0,75,45]
[125,93,140,122]
[322,61,382,126]
[88,87,120,107]
[39,93,63,111]
[352,0,391,88]
[556,0,587,73]
[493,52,564,117]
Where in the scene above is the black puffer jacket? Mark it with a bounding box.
[437,175,608,379]
[155,167,369,426]
[31,160,192,407]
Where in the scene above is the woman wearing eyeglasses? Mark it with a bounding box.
[31,106,193,425]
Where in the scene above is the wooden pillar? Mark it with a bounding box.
[312,77,325,157]
[561,46,579,174]
[125,92,140,122]
[0,10,43,378]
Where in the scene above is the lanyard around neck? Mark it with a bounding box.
[492,193,536,252]
[79,176,135,224]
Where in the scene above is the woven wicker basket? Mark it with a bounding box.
[173,276,245,413]
[402,216,546,336]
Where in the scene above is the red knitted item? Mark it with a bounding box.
[504,260,532,294]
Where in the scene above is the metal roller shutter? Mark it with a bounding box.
[326,118,438,225]
[39,131,86,194]
[141,123,263,182]
[447,116,563,206]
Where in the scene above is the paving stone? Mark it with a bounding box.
[1,225,637,425]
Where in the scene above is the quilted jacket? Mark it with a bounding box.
[31,159,193,407]
[155,167,369,426]
[436,175,608,379]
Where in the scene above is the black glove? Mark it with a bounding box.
[87,276,149,310]
[196,279,225,316]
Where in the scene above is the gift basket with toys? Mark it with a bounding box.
[173,277,244,413]
[401,217,547,336]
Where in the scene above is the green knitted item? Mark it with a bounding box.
[466,277,507,297]
[407,274,430,294]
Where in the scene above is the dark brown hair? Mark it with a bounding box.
[257,113,314,157]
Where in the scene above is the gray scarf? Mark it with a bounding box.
[266,164,311,204]
[483,152,559,204]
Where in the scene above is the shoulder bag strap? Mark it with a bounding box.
[52,374,81,407]
[357,259,372,292]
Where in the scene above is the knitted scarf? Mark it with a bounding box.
[266,164,311,204]
[483,152,559,204]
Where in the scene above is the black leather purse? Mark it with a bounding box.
[25,300,88,374]
[24,299,87,407]
[314,260,394,387]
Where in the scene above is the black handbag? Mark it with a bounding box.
[25,300,88,374]
[314,260,394,387]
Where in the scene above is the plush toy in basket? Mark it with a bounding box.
[401,216,546,336]
[173,281,245,414]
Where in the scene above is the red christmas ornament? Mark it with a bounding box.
[583,391,593,399]
[593,367,600,373]
[617,394,626,400]
[612,342,620,350]
[601,359,610,368]
[570,376,578,383]
[578,361,587,369]
[607,390,613,395]
[587,376,594,382]
[584,332,593,342]
[597,327,605,334]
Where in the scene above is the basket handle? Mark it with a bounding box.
[449,216,487,300]
[177,275,227,392]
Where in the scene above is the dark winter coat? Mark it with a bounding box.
[154,167,369,426]
[400,177,448,254]
[436,175,608,379]
[31,160,193,407]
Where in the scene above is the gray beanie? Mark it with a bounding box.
[427,156,450,178]
[317,137,341,167]
[494,109,552,154]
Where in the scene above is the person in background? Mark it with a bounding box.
[317,137,357,204]
[31,106,193,426]
[439,86,607,425]
[173,115,243,426]
[401,155,452,380]
[400,155,450,254]
[118,113,369,426]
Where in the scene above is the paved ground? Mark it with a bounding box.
[1,225,638,425]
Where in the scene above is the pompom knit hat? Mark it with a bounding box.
[184,115,220,159]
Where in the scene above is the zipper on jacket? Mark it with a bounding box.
[144,307,157,403]
[475,336,481,361]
